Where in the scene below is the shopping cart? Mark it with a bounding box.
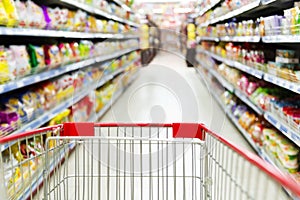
[1,122,300,200]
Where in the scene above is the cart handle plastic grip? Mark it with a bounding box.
[172,123,205,140]
[62,122,94,136]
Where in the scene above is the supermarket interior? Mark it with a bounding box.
[1,0,300,199]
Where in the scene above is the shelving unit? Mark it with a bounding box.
[0,27,138,39]
[0,1,141,198]
[196,67,299,198]
[111,0,133,12]
[1,58,139,151]
[195,0,300,195]
[199,0,261,27]
[0,47,139,94]
[47,0,139,27]
[264,112,300,147]
[195,0,222,18]
[198,48,300,93]
[197,58,263,114]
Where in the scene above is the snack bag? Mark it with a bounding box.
[10,45,31,77]
[69,42,80,61]
[6,48,16,80]
[0,46,11,83]
[88,16,97,32]
[28,44,45,73]
[20,91,35,121]
[15,0,27,27]
[44,45,61,68]
[0,1,8,25]
[58,43,69,64]
[59,8,69,30]
[42,5,52,29]
[39,81,56,110]
[73,10,87,31]
[3,0,18,26]
[26,1,46,28]
[5,97,26,121]
[65,10,74,31]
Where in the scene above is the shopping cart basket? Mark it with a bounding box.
[1,122,300,200]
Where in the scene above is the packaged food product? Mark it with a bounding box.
[14,0,27,27]
[10,45,31,77]
[277,138,299,173]
[28,45,45,73]
[263,128,279,155]
[0,46,11,83]
[276,49,296,59]
[5,97,26,121]
[44,45,62,68]
[49,109,70,125]
[26,1,45,28]
[239,112,256,130]
[3,0,18,26]
[39,82,56,110]
[6,48,16,80]
[0,1,8,25]
[248,122,264,145]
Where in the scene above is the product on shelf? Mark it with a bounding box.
[70,95,94,121]
[267,49,300,83]
[0,50,140,136]
[0,39,139,85]
[196,0,258,25]
[263,128,300,173]
[49,109,70,125]
[1,0,137,33]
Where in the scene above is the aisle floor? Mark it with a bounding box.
[101,51,252,151]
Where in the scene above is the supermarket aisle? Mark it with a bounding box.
[101,51,253,151]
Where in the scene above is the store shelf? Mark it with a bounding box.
[199,36,219,42]
[112,0,133,12]
[0,47,139,95]
[7,69,140,199]
[227,111,262,153]
[264,112,300,147]
[197,58,264,116]
[90,89,123,122]
[261,0,276,5]
[262,35,300,43]
[198,0,222,17]
[90,69,140,122]
[205,50,235,66]
[210,69,235,92]
[200,0,261,26]
[234,89,264,115]
[0,27,138,39]
[59,0,139,27]
[203,49,264,79]
[200,49,300,94]
[21,142,75,200]
[220,35,261,42]
[263,73,300,94]
[234,62,264,79]
[2,58,138,145]
[199,36,261,43]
